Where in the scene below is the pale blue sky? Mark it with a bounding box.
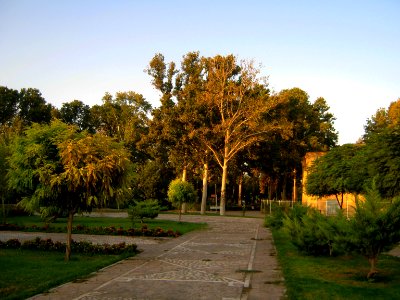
[1,0,399,144]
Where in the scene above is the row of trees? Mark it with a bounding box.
[306,99,400,207]
[0,52,338,222]
[141,52,337,214]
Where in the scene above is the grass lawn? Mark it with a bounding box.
[272,229,400,299]
[5,215,207,234]
[0,248,133,300]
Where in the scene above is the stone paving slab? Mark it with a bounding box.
[2,214,286,299]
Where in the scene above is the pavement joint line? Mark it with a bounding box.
[243,224,259,288]
[158,258,245,284]
[74,235,199,299]
[156,235,198,259]
[116,278,240,283]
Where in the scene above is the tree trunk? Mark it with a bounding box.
[65,210,74,261]
[181,166,187,213]
[238,173,243,206]
[335,194,344,210]
[268,182,273,200]
[281,176,287,200]
[292,169,297,203]
[259,172,266,195]
[179,203,182,222]
[220,159,228,216]
[201,163,208,215]
[368,256,378,279]
[334,195,341,210]
[340,192,344,210]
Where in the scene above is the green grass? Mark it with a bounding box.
[0,248,133,300]
[5,215,207,234]
[272,228,400,299]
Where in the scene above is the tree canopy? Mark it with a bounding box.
[8,120,132,260]
[1,51,342,220]
[307,99,400,203]
[306,144,364,209]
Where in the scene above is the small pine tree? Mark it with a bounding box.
[345,187,400,279]
[128,199,160,226]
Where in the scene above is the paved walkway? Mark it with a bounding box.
[1,213,286,299]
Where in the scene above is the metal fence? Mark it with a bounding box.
[260,199,294,214]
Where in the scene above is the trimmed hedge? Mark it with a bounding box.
[0,237,138,255]
[0,223,181,238]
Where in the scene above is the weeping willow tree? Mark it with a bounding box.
[8,120,132,260]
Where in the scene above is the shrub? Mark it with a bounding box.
[128,199,160,226]
[0,221,182,238]
[3,237,138,255]
[5,238,21,248]
[341,188,400,279]
[283,205,346,256]
[264,202,291,229]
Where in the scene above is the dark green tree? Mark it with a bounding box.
[91,91,151,163]
[0,133,10,223]
[344,187,400,279]
[364,127,400,198]
[18,88,52,124]
[306,144,365,209]
[59,100,93,132]
[0,86,19,126]
[361,99,400,198]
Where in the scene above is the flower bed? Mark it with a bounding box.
[0,237,138,255]
[0,223,181,237]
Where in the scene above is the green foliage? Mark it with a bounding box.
[130,159,174,202]
[59,100,93,132]
[8,120,132,214]
[342,187,400,278]
[283,205,347,256]
[0,86,52,126]
[272,228,400,299]
[167,179,196,209]
[0,86,19,126]
[18,88,52,125]
[7,120,133,260]
[0,134,10,223]
[306,144,365,208]
[0,237,138,255]
[8,120,78,214]
[364,98,400,140]
[363,127,400,198]
[128,199,161,226]
[264,203,291,229]
[281,187,400,279]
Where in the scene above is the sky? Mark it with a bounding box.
[0,0,399,145]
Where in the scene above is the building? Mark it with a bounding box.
[301,152,357,217]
